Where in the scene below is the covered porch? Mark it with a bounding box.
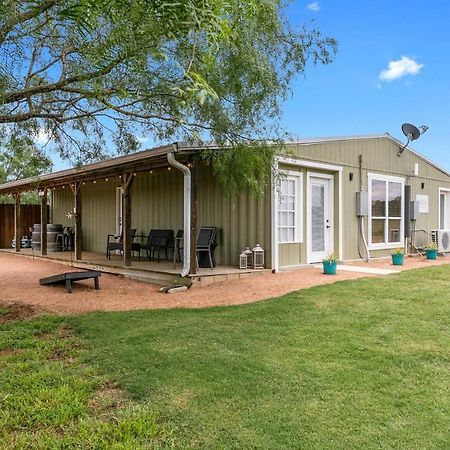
[0,143,208,279]
[0,141,271,282]
[0,248,266,287]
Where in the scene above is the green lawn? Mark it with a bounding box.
[1,266,450,449]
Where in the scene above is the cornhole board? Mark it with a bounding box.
[39,271,101,293]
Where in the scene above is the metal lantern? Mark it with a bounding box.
[252,244,264,269]
[239,250,248,269]
[244,246,253,268]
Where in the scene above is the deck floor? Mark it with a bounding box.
[0,248,266,285]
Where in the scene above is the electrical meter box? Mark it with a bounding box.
[410,201,419,220]
[356,191,368,216]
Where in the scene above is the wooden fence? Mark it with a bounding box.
[0,204,47,248]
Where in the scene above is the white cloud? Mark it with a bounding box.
[306,2,320,11]
[135,135,150,144]
[379,56,424,81]
[34,128,52,145]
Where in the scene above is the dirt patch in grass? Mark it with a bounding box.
[0,302,38,323]
[0,348,25,357]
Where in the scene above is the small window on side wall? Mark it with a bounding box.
[278,171,303,243]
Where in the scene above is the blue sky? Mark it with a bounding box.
[283,0,450,170]
[47,1,449,172]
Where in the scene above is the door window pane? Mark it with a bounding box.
[372,180,386,216]
[440,193,446,229]
[371,219,385,243]
[311,184,325,252]
[388,182,402,217]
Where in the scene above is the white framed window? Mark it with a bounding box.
[368,173,404,249]
[278,171,303,243]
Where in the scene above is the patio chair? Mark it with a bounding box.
[140,229,173,262]
[106,228,140,260]
[178,226,217,269]
[196,226,217,269]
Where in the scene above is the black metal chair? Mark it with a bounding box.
[140,229,174,262]
[106,228,140,260]
[196,226,217,269]
[178,226,217,269]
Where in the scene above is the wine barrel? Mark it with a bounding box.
[47,224,63,252]
[31,224,64,252]
[31,223,41,250]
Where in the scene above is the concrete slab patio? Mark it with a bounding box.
[0,252,448,315]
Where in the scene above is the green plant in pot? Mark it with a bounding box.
[425,243,438,260]
[391,248,405,266]
[322,252,338,275]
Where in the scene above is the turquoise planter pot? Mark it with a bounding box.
[391,254,404,266]
[426,249,438,260]
[322,261,337,275]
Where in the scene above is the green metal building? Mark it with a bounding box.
[1,134,450,274]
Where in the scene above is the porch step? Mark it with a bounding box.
[71,261,179,286]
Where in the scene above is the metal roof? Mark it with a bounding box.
[0,134,448,194]
[0,142,202,194]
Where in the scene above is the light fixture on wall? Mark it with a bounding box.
[398,123,428,156]
[349,172,354,181]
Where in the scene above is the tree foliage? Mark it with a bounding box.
[0,0,337,191]
[0,130,53,202]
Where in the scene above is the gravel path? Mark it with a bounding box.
[0,252,447,315]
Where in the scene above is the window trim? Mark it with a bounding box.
[438,187,450,230]
[278,170,303,244]
[368,173,405,250]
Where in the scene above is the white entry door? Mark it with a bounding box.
[308,174,334,263]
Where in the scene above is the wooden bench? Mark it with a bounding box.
[39,271,101,293]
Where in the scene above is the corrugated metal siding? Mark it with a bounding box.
[278,137,450,265]
[197,166,271,266]
[50,136,450,268]
[51,188,73,226]
[51,165,272,267]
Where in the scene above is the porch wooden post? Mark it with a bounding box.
[190,163,198,274]
[70,182,82,260]
[122,173,134,267]
[14,192,20,253]
[40,190,48,256]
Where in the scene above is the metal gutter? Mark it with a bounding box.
[167,144,191,278]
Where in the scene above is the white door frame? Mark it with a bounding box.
[438,187,450,230]
[271,156,343,272]
[307,172,334,263]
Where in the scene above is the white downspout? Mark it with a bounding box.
[167,144,191,277]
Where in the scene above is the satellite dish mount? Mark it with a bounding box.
[398,123,428,156]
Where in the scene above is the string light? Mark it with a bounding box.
[93,180,96,184]
[168,167,171,171]
[105,178,109,181]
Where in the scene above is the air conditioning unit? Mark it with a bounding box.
[431,230,450,252]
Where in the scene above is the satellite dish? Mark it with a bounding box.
[402,123,421,142]
[398,123,429,156]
